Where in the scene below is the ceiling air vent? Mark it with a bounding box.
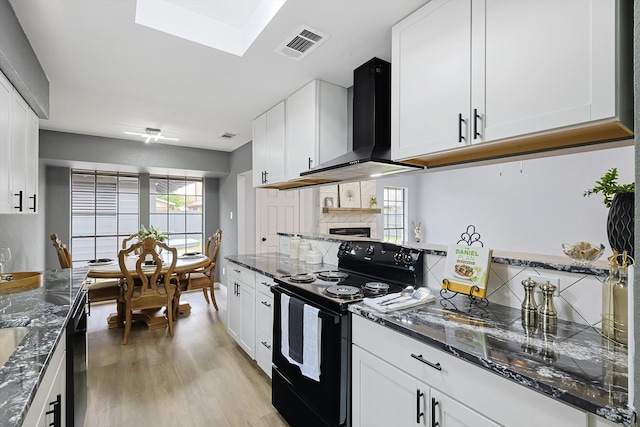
[276,26,328,61]
[219,132,237,140]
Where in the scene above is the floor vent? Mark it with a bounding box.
[276,26,328,61]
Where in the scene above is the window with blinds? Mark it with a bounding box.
[383,186,405,243]
[71,171,139,262]
[150,176,203,254]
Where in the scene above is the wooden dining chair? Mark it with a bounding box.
[50,234,120,304]
[176,229,222,311]
[117,236,178,344]
[50,234,72,269]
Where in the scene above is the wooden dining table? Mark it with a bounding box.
[85,253,211,329]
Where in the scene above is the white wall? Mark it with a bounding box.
[418,145,634,256]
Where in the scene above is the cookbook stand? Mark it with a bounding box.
[440,279,489,307]
[439,225,489,306]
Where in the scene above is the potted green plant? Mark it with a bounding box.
[584,168,634,256]
[138,224,168,243]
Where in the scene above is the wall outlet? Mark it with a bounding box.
[222,267,226,276]
[528,274,560,296]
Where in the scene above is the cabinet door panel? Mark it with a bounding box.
[252,113,268,187]
[227,280,241,341]
[266,101,285,184]
[481,0,611,142]
[240,283,255,358]
[11,92,29,211]
[26,109,38,212]
[393,0,471,159]
[0,71,12,212]
[431,389,499,427]
[352,345,428,427]
[285,81,317,180]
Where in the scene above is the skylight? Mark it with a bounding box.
[135,0,287,56]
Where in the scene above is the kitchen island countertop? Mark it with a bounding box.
[0,268,87,427]
[350,297,633,426]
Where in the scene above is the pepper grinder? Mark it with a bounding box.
[521,278,538,326]
[538,281,558,334]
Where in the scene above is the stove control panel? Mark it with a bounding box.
[337,240,425,288]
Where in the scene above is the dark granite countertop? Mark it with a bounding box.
[226,253,337,278]
[0,268,87,427]
[349,297,634,426]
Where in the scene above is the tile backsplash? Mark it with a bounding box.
[280,234,607,328]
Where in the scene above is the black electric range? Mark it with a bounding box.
[271,240,425,427]
[275,240,424,312]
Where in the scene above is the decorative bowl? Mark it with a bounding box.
[561,242,605,266]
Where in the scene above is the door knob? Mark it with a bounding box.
[261,237,267,242]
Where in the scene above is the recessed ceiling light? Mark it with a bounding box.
[219,132,237,139]
[124,128,179,143]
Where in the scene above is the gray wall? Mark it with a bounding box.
[44,166,70,270]
[0,0,49,118]
[40,130,230,177]
[218,141,252,285]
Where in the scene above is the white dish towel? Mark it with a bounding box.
[281,294,322,381]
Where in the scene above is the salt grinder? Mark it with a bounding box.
[538,281,558,333]
[521,278,538,326]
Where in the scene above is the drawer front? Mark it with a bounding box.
[351,315,586,427]
[256,330,273,378]
[256,292,273,336]
[228,264,255,288]
[255,272,275,298]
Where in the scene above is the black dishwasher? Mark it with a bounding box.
[66,290,87,427]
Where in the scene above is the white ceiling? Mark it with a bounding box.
[9,0,428,152]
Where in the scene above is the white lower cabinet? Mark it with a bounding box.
[22,334,66,427]
[255,273,275,377]
[352,315,589,427]
[352,345,497,427]
[227,266,255,358]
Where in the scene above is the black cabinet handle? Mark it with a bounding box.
[261,340,271,349]
[411,353,442,371]
[261,237,267,242]
[308,157,313,169]
[473,108,481,140]
[233,269,240,273]
[45,394,62,427]
[431,397,439,427]
[14,190,23,212]
[29,193,36,212]
[457,114,465,143]
[261,300,272,308]
[416,389,425,423]
[264,170,268,184]
[261,281,270,287]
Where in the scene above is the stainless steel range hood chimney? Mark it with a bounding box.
[297,57,423,184]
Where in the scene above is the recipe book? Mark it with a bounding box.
[442,244,492,298]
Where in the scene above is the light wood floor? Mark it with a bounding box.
[85,286,290,427]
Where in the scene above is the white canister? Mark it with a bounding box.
[306,250,323,264]
[298,240,311,262]
[290,235,301,260]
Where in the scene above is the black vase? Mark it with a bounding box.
[606,193,635,256]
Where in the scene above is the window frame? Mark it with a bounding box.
[383,186,406,243]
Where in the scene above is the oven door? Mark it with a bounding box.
[271,285,350,427]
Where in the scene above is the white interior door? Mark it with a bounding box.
[256,189,299,253]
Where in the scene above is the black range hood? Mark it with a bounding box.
[298,57,423,184]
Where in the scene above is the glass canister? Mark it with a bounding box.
[601,253,619,340]
[290,235,301,260]
[612,253,630,346]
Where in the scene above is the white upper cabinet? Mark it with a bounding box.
[0,70,39,213]
[391,0,472,158]
[252,101,285,187]
[284,79,348,181]
[391,0,631,164]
